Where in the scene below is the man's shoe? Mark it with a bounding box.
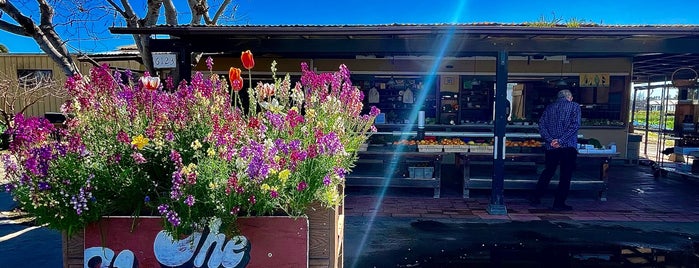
[551,204,573,211]
[527,196,541,206]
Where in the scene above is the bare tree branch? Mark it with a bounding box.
[0,0,79,76]
[104,0,128,18]
[210,0,234,24]
[162,0,177,25]
[143,0,163,26]
[0,20,27,36]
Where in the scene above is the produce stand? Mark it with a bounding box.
[459,151,617,201]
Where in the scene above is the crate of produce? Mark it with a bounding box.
[358,143,368,152]
[443,145,469,152]
[469,145,493,153]
[408,167,434,179]
[418,144,443,152]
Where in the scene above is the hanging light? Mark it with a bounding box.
[555,58,568,87]
[471,58,481,86]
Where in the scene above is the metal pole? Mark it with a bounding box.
[487,50,508,215]
[645,80,651,157]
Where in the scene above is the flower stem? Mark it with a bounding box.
[248,70,255,116]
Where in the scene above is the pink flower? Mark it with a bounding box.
[131,152,147,164]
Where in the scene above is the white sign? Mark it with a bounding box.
[152,52,177,69]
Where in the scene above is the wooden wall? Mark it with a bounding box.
[0,54,143,118]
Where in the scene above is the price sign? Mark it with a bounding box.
[579,73,610,87]
[152,52,177,69]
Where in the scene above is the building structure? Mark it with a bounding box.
[108,23,699,213]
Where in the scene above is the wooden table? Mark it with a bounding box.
[458,152,617,201]
[346,151,443,198]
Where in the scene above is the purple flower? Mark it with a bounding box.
[170,171,184,199]
[38,181,51,191]
[184,195,195,206]
[166,210,181,226]
[274,139,289,155]
[317,132,344,155]
[323,175,332,186]
[5,184,16,192]
[369,106,381,117]
[270,190,279,198]
[144,196,150,203]
[266,111,284,130]
[206,57,214,70]
[70,187,90,215]
[157,204,169,214]
[297,181,308,191]
[333,167,347,179]
[248,195,256,205]
[170,150,182,165]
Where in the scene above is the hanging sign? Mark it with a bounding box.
[579,73,610,87]
[152,52,178,69]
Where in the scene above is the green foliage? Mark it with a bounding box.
[525,13,597,28]
[0,44,7,53]
[634,111,675,130]
[525,12,563,27]
[566,18,585,28]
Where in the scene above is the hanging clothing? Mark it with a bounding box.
[368,87,380,103]
[402,88,414,104]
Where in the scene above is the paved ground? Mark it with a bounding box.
[2,160,699,267]
[343,162,699,267]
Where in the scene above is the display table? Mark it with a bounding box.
[346,151,443,198]
[458,152,617,201]
[656,146,699,179]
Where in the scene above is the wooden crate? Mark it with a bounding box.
[63,186,345,268]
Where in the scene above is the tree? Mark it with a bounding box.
[0,43,8,53]
[105,0,237,78]
[0,0,80,76]
[0,0,238,79]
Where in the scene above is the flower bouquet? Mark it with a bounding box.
[2,51,379,237]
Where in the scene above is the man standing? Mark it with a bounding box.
[530,89,581,211]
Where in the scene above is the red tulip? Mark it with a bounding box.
[228,67,243,92]
[140,76,160,91]
[241,50,255,70]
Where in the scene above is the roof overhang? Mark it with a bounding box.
[110,24,699,82]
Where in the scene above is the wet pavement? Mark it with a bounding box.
[343,161,699,267]
[2,160,699,267]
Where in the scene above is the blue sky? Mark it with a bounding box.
[2,0,699,53]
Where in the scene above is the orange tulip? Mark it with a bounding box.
[241,50,255,70]
[140,76,160,90]
[228,67,243,92]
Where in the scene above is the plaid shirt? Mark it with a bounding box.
[538,97,581,150]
